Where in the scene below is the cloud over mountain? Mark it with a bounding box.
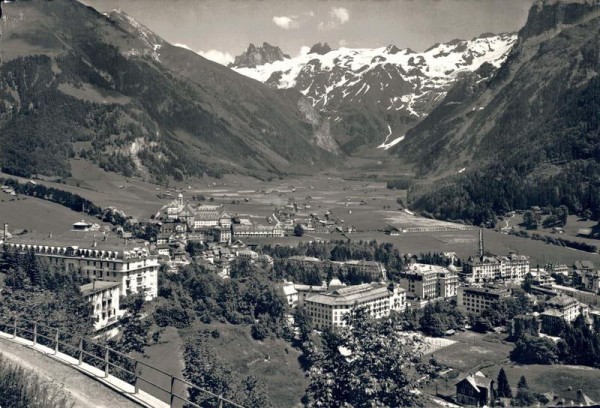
[174,43,234,66]
[319,7,350,31]
[273,15,298,29]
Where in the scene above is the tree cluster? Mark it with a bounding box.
[396,300,464,337]
[303,308,426,407]
[158,264,289,340]
[0,248,93,337]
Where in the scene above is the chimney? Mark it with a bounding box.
[3,223,7,240]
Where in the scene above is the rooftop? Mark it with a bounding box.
[305,282,402,306]
[80,281,120,296]
[461,286,510,296]
[546,294,578,308]
[7,232,149,252]
[574,260,595,270]
[405,263,452,275]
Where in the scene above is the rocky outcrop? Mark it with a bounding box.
[229,42,290,68]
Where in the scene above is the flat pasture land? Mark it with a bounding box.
[0,193,110,235]
[3,165,598,267]
[428,331,513,372]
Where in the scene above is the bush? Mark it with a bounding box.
[0,354,74,408]
[511,335,559,364]
[251,321,269,340]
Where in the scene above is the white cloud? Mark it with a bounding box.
[174,43,234,66]
[198,49,235,66]
[318,7,351,31]
[331,7,350,24]
[174,43,193,51]
[273,15,299,29]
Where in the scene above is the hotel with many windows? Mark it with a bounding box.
[304,282,406,330]
[4,234,159,300]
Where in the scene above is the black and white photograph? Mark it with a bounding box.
[0,0,599,406]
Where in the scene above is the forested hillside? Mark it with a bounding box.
[399,0,600,224]
[0,0,336,181]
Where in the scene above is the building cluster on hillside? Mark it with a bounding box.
[156,194,283,263]
[275,201,355,235]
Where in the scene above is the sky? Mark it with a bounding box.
[81,0,534,65]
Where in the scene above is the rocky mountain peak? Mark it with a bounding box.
[520,0,600,39]
[385,45,401,55]
[230,42,290,68]
[308,42,332,55]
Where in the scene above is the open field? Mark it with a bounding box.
[348,228,600,267]
[480,364,600,402]
[425,331,600,403]
[427,331,513,372]
[3,164,598,267]
[0,193,110,235]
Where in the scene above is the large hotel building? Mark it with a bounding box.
[398,263,459,301]
[304,282,406,330]
[4,234,159,300]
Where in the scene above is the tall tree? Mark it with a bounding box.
[496,368,512,398]
[514,375,536,407]
[304,308,425,407]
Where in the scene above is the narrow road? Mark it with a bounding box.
[0,337,142,408]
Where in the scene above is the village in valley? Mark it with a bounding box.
[1,172,600,407]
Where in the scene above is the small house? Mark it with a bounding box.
[456,371,493,407]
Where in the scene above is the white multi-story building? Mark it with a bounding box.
[192,205,223,230]
[540,294,589,333]
[5,234,159,300]
[304,282,406,330]
[398,263,459,300]
[281,282,299,308]
[80,281,124,331]
[232,224,284,238]
[464,253,529,283]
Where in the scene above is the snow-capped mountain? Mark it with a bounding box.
[232,34,517,153]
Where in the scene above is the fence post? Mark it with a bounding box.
[13,318,17,338]
[104,348,110,378]
[33,322,37,346]
[170,376,175,407]
[134,360,139,394]
[78,338,83,365]
[54,329,59,355]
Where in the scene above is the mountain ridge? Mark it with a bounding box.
[398,0,600,223]
[231,33,517,153]
[0,1,338,181]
